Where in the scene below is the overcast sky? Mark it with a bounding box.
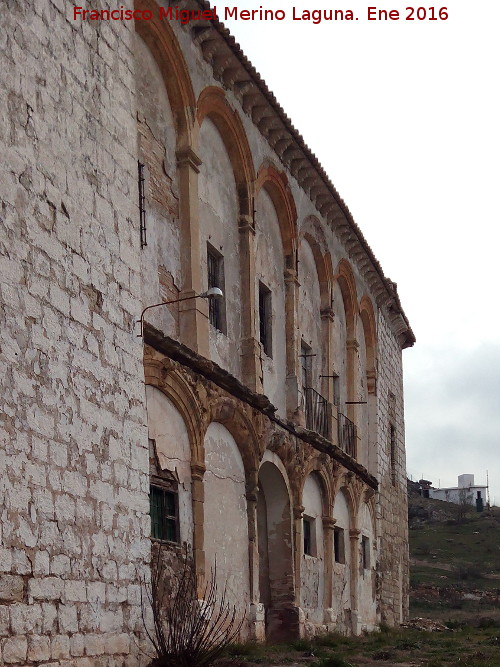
[219,1,500,503]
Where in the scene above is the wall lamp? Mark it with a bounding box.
[137,287,223,337]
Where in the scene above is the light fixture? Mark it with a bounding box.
[137,288,224,337]
[200,287,223,299]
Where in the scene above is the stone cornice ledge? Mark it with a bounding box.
[144,324,378,490]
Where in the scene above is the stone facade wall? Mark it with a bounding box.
[375,315,410,625]
[0,2,150,664]
[0,0,413,661]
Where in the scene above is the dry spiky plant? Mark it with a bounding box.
[142,543,245,667]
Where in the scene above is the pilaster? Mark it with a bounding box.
[176,147,210,357]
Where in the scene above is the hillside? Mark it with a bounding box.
[408,485,500,622]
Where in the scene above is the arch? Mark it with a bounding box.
[333,482,357,528]
[360,489,377,535]
[359,295,377,383]
[255,164,297,260]
[144,357,204,465]
[300,216,333,308]
[203,422,250,633]
[204,397,261,482]
[334,259,358,338]
[300,471,326,623]
[257,458,296,640]
[300,233,332,313]
[196,87,255,216]
[135,0,196,148]
[145,385,194,543]
[300,458,333,516]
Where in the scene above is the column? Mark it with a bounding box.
[239,214,262,392]
[322,516,336,613]
[349,528,361,635]
[246,471,265,640]
[191,463,206,597]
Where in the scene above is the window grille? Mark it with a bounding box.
[150,485,178,543]
[258,282,272,357]
[207,245,224,332]
[138,161,147,248]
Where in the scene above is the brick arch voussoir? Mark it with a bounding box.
[334,258,358,339]
[359,294,377,375]
[255,163,298,261]
[135,0,196,149]
[143,356,204,466]
[359,490,377,538]
[196,86,255,217]
[300,456,334,517]
[204,396,260,484]
[332,481,357,532]
[300,221,333,311]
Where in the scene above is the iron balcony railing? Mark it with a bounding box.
[338,412,357,458]
[304,387,330,440]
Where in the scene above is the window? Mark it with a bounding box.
[150,485,179,543]
[361,535,370,570]
[258,281,272,357]
[149,438,180,544]
[207,244,225,332]
[334,526,345,564]
[138,161,147,248]
[332,373,340,407]
[303,515,316,556]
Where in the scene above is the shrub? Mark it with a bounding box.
[142,544,244,666]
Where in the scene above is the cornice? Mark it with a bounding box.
[181,1,415,348]
[144,324,379,490]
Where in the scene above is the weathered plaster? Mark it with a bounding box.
[300,473,325,626]
[146,386,193,544]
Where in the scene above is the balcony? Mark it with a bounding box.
[303,387,330,440]
[338,412,357,458]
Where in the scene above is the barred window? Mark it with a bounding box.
[259,281,272,357]
[303,515,317,556]
[150,485,179,543]
[334,526,345,564]
[207,244,225,332]
[138,161,147,248]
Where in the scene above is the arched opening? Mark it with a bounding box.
[334,260,359,458]
[255,165,298,418]
[146,385,193,544]
[204,422,250,636]
[357,502,377,631]
[332,488,352,634]
[257,460,296,640]
[254,187,287,413]
[198,116,241,377]
[300,472,325,625]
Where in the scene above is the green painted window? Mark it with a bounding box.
[150,486,178,542]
